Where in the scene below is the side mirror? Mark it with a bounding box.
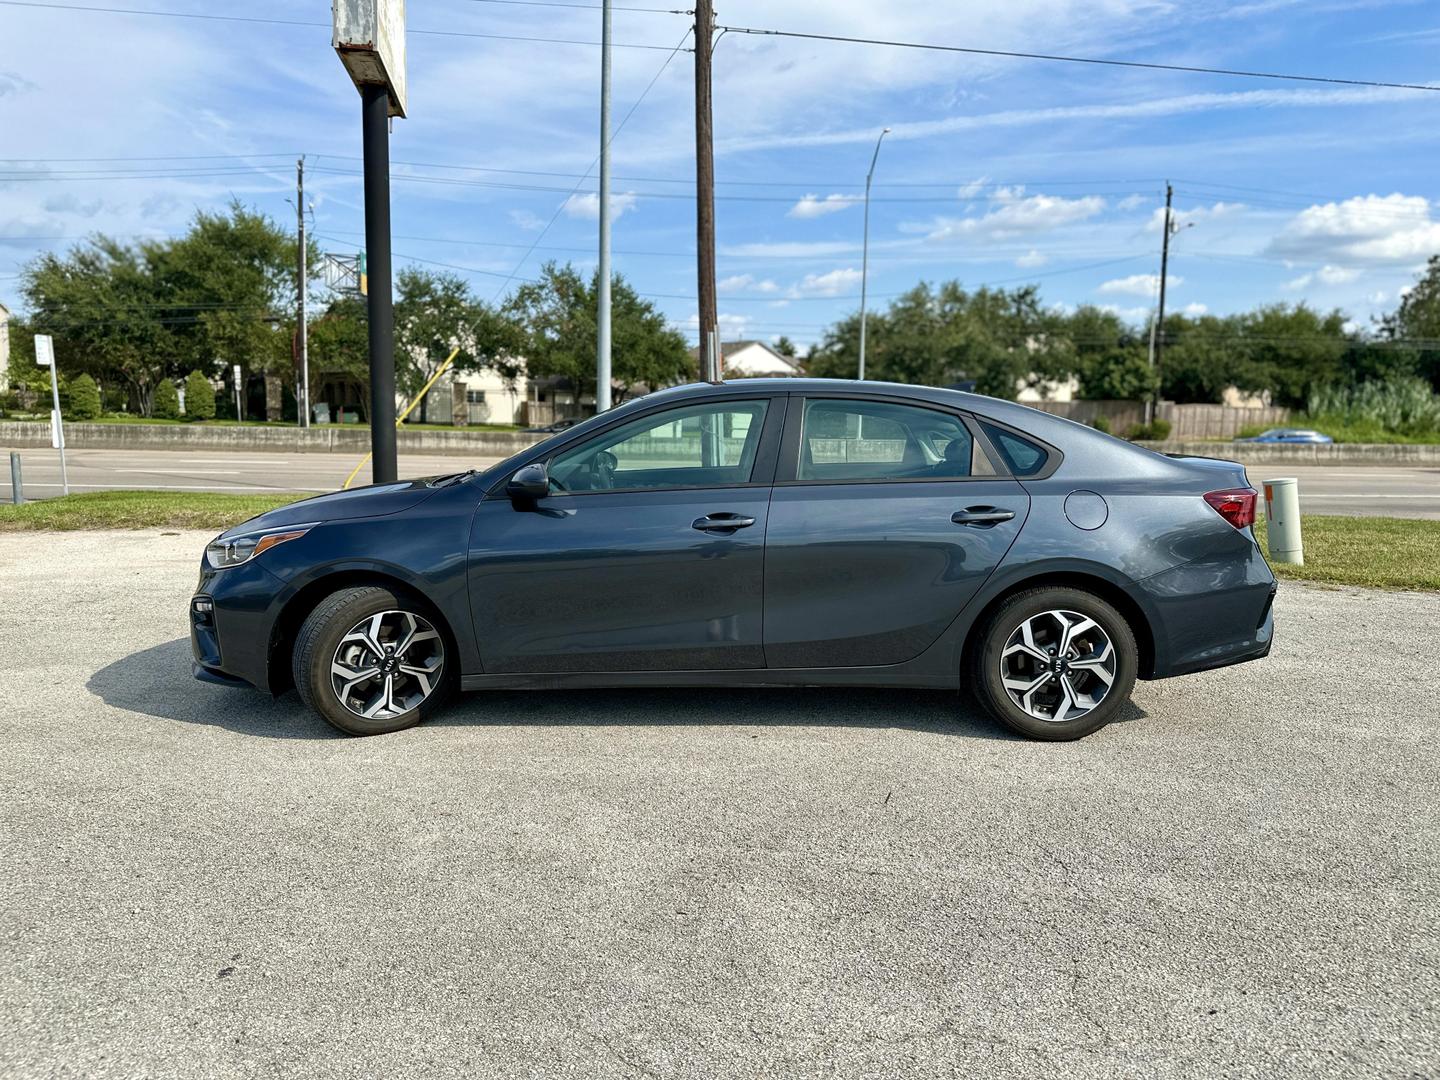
[506,462,550,504]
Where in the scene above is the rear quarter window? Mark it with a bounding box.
[979,422,1050,477]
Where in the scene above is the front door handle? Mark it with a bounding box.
[692,513,756,533]
[952,506,1015,527]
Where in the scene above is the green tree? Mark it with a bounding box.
[23,236,180,414]
[1378,255,1440,391]
[1060,306,1155,400]
[504,263,689,403]
[394,268,521,422]
[307,296,371,419]
[773,335,798,358]
[68,373,102,420]
[21,202,304,415]
[153,378,181,419]
[185,369,216,420]
[807,281,1069,399]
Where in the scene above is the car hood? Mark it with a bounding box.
[221,478,446,536]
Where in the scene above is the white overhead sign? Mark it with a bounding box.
[333,0,408,118]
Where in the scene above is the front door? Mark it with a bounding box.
[763,395,1030,668]
[469,396,780,673]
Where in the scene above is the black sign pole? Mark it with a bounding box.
[361,83,397,484]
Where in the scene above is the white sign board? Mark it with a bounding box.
[233,364,242,383]
[333,0,407,118]
[34,334,54,367]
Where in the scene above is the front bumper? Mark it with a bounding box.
[190,557,288,693]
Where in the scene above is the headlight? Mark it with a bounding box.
[205,525,315,570]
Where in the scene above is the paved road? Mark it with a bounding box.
[1,530,1437,1079]
[3,446,1439,517]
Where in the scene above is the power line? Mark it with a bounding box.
[461,0,681,11]
[486,27,694,301]
[0,1,684,49]
[716,24,1440,93]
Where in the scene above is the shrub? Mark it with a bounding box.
[153,379,181,420]
[68,374,103,420]
[1091,416,1112,435]
[1306,377,1440,435]
[185,369,216,420]
[1127,418,1172,442]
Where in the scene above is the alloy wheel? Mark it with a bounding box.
[999,609,1116,723]
[330,610,445,720]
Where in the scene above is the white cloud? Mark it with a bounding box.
[718,85,1423,155]
[562,191,638,222]
[1183,302,1209,316]
[685,311,753,340]
[1283,264,1362,290]
[1368,290,1389,305]
[1117,194,1148,211]
[1147,201,1246,231]
[788,193,856,219]
[718,274,780,295]
[1098,304,1152,323]
[1097,273,1182,297]
[1015,249,1048,268]
[914,187,1105,242]
[957,177,990,200]
[792,267,864,297]
[1266,194,1440,266]
[508,209,545,232]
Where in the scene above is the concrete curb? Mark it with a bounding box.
[3,422,1436,465]
[0,421,543,458]
[1138,440,1440,465]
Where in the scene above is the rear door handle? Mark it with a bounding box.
[692,513,756,533]
[952,506,1015,527]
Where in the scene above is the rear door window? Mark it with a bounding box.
[797,399,976,482]
[978,421,1050,477]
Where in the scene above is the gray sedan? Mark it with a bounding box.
[192,379,1276,741]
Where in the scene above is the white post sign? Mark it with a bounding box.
[233,364,243,423]
[34,334,69,495]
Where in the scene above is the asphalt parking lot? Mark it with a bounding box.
[1,531,1437,1079]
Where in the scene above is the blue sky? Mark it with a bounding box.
[3,0,1440,350]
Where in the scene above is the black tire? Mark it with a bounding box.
[967,586,1138,741]
[292,585,457,736]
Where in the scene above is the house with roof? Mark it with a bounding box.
[689,340,802,380]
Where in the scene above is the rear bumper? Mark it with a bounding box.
[1140,544,1277,679]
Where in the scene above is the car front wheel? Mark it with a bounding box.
[969,586,1138,741]
[293,585,456,736]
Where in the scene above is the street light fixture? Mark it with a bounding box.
[857,127,891,382]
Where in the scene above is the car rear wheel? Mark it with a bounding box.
[292,585,456,736]
[968,586,1138,741]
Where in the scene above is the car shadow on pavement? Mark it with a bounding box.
[88,638,1149,742]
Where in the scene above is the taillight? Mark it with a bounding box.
[1204,487,1257,529]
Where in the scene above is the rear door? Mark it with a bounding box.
[763,394,1029,669]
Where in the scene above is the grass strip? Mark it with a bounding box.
[0,490,303,532]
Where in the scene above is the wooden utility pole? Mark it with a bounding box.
[693,0,718,381]
[1151,181,1174,423]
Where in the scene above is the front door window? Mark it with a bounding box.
[548,400,770,493]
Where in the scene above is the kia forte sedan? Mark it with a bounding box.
[191,380,1276,741]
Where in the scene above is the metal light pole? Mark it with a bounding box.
[334,0,406,484]
[857,127,890,382]
[295,157,311,428]
[596,0,613,413]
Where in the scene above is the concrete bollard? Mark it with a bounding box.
[1263,477,1303,565]
[8,452,21,505]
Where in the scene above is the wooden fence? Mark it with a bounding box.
[1026,400,1289,440]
